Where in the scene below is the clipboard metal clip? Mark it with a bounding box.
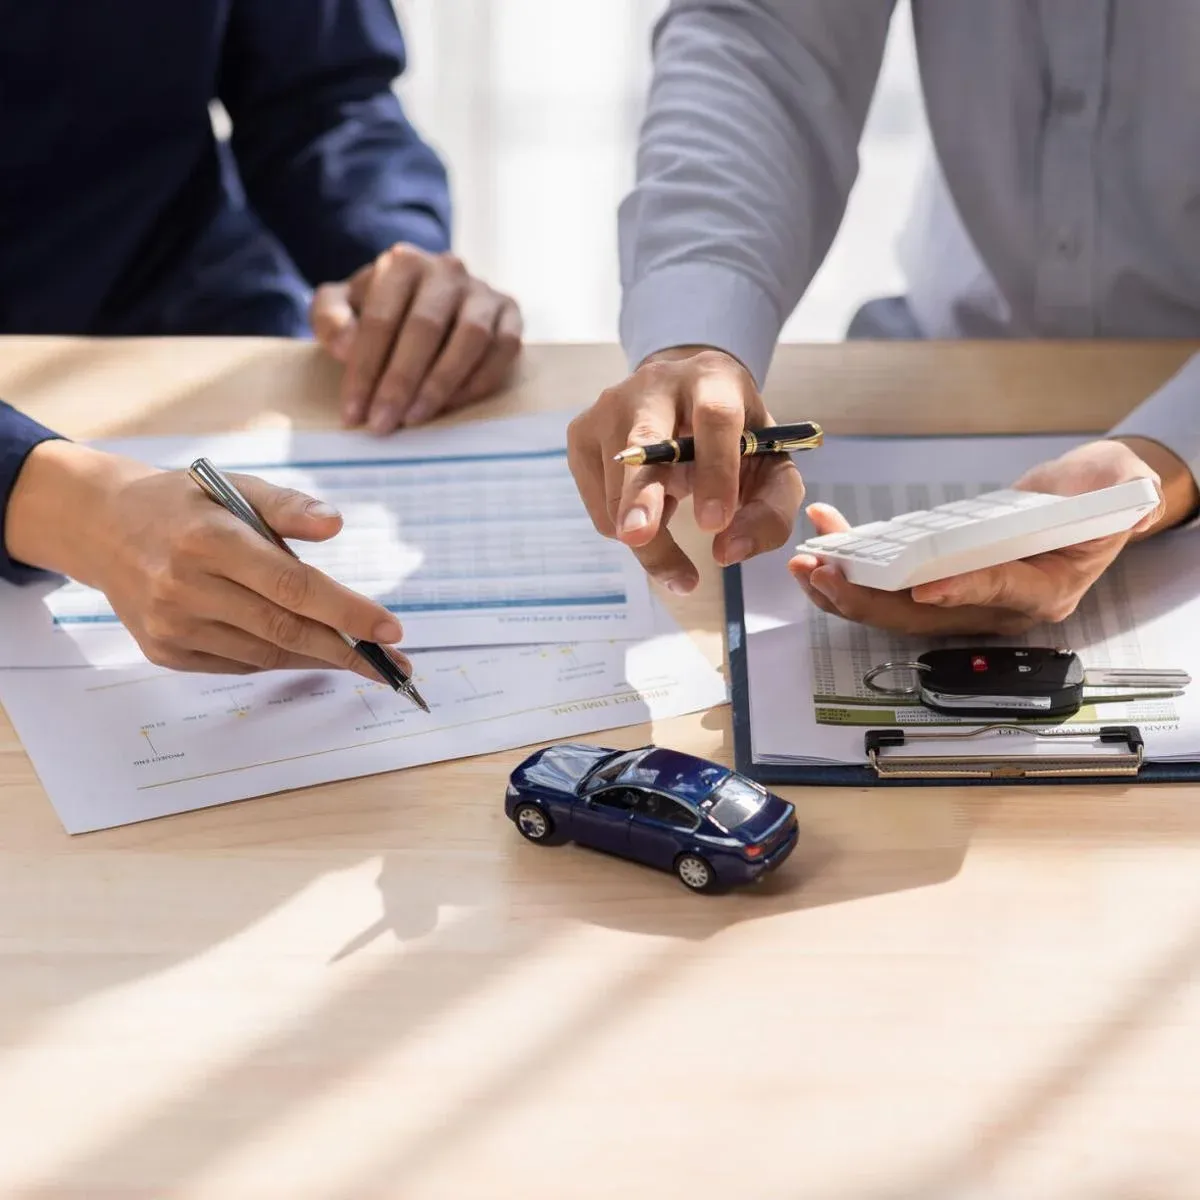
[864,724,1145,780]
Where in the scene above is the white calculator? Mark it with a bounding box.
[796,478,1160,591]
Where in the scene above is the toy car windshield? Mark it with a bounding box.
[703,774,768,831]
[580,747,644,791]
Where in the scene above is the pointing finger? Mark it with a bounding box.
[689,364,750,533]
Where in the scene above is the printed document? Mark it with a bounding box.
[0,600,727,834]
[739,435,1200,768]
[0,411,654,667]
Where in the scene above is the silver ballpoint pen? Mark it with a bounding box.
[188,457,429,713]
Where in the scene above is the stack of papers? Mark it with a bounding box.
[739,434,1200,770]
[0,412,727,832]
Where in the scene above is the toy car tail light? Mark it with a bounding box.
[744,843,764,858]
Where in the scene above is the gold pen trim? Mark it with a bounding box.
[765,432,824,453]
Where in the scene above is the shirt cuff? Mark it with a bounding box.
[619,261,783,389]
[0,402,64,585]
[1107,352,1200,529]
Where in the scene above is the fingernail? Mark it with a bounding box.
[810,573,832,598]
[722,537,753,565]
[342,401,365,426]
[368,407,395,435]
[621,507,649,534]
[406,392,436,425]
[919,589,948,605]
[698,500,726,531]
[665,577,695,595]
[306,500,341,520]
[373,616,403,642]
[342,380,366,417]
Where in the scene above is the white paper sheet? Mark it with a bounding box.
[0,601,727,834]
[0,411,654,667]
[739,435,1200,767]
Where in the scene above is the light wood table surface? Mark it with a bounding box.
[2,336,1200,1199]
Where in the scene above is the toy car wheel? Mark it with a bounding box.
[674,852,715,892]
[514,802,553,842]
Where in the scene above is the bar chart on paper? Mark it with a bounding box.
[0,415,657,667]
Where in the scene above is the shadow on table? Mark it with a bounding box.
[492,798,967,942]
[794,909,1200,1200]
[4,846,557,1198]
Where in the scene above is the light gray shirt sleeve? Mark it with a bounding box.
[1108,352,1200,523]
[617,0,897,386]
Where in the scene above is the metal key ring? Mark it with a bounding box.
[862,660,931,697]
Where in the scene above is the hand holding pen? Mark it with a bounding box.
[189,459,428,710]
[19,445,428,697]
[566,347,814,593]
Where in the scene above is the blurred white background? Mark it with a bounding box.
[392,0,928,343]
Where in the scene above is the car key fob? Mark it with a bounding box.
[915,646,1084,718]
[864,647,1189,720]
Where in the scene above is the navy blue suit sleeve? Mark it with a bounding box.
[217,0,452,288]
[0,401,63,585]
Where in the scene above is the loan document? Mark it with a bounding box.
[0,598,727,834]
[0,412,654,667]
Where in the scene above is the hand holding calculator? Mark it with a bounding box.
[796,478,1161,592]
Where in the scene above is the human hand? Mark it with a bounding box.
[788,438,1173,636]
[5,441,409,678]
[566,347,806,594]
[311,244,523,433]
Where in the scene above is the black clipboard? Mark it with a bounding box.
[722,563,1197,787]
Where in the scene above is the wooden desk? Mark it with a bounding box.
[2,336,1200,1199]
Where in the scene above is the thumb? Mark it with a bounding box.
[228,474,344,543]
[1132,476,1167,534]
[310,282,358,363]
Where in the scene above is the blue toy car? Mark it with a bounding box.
[505,742,798,892]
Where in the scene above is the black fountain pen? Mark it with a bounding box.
[188,457,429,713]
[612,420,823,466]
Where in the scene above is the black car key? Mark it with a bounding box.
[864,646,1189,719]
